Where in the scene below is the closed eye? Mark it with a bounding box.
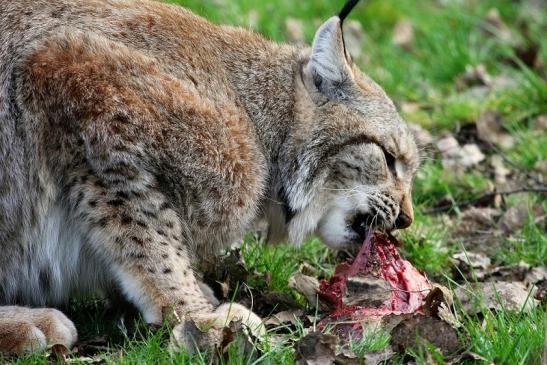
[383,149,397,176]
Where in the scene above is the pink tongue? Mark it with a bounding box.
[318,232,432,329]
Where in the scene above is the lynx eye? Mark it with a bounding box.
[383,149,397,175]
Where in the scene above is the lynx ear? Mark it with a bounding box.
[305,16,353,100]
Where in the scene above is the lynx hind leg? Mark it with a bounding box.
[0,306,77,355]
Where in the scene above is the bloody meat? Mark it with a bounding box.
[318,232,432,335]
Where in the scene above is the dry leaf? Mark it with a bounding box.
[219,320,258,362]
[453,251,491,271]
[391,315,461,355]
[392,19,414,50]
[456,207,499,233]
[170,319,221,354]
[499,203,529,233]
[286,18,305,44]
[436,136,485,170]
[455,64,492,90]
[525,266,547,285]
[438,302,461,329]
[476,111,514,149]
[491,155,511,186]
[294,332,337,365]
[532,115,547,132]
[455,281,539,314]
[363,347,395,365]
[408,122,434,146]
[453,251,492,280]
[482,8,514,43]
[265,309,304,327]
[343,20,364,60]
[424,285,453,317]
[289,272,320,306]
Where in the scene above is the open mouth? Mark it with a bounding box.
[350,213,392,242]
[350,213,376,240]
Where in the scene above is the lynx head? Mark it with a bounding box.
[270,16,419,249]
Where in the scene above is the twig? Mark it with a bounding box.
[489,144,544,186]
[423,187,547,214]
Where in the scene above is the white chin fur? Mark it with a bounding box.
[287,201,325,245]
[315,189,370,249]
[317,207,352,249]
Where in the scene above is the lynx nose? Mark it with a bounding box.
[394,212,412,229]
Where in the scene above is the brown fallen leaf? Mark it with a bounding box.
[170,319,221,354]
[203,247,249,302]
[407,122,434,146]
[476,111,514,149]
[64,356,105,364]
[491,155,511,187]
[525,267,547,302]
[455,64,492,90]
[485,261,531,282]
[299,262,319,277]
[505,22,543,70]
[294,332,337,365]
[289,272,320,307]
[363,347,395,365]
[343,20,365,60]
[219,320,259,363]
[481,8,514,44]
[532,115,547,132]
[455,281,539,314]
[244,290,301,317]
[72,335,110,357]
[391,315,461,356]
[457,207,499,230]
[436,136,485,171]
[334,346,360,365]
[499,202,529,233]
[392,19,414,50]
[452,251,492,281]
[265,309,304,327]
[285,18,305,44]
[424,285,453,317]
[525,266,547,285]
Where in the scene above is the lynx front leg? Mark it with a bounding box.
[69,174,214,325]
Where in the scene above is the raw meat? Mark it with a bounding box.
[318,232,432,335]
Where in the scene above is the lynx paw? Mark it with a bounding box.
[170,303,264,353]
[0,307,77,355]
[211,303,264,336]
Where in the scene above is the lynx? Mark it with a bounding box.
[0,0,418,354]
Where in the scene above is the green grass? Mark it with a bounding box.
[241,236,334,293]
[5,0,546,364]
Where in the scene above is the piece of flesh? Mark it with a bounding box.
[318,232,432,336]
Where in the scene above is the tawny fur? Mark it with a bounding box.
[0,0,418,354]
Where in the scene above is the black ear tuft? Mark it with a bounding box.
[338,0,361,23]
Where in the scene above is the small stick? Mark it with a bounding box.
[423,187,547,214]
